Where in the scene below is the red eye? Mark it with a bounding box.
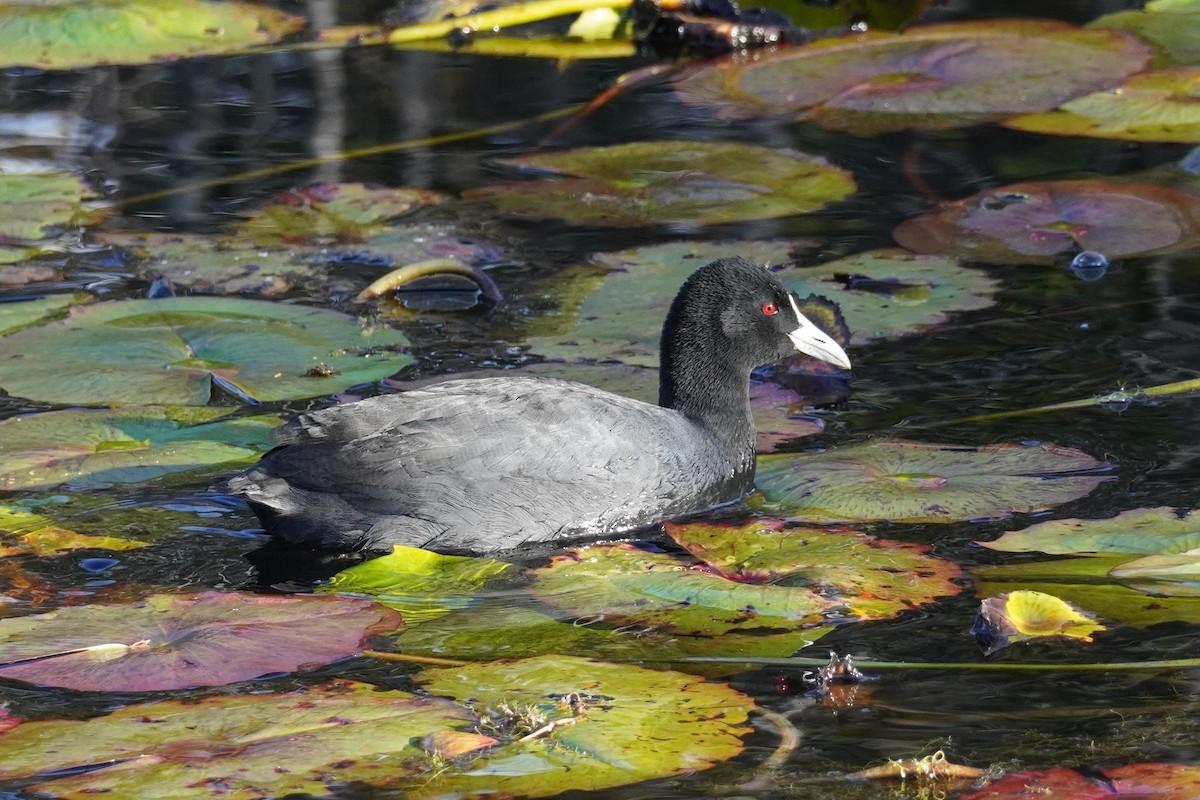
[762,302,778,316]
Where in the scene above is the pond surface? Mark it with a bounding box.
[1,0,1200,798]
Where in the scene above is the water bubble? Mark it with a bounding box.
[1069,250,1108,281]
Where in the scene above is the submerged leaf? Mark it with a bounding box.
[673,20,1150,134]
[0,407,279,490]
[321,545,514,624]
[756,440,1111,524]
[0,297,412,405]
[466,140,855,226]
[0,0,306,70]
[972,590,1104,655]
[893,180,1200,264]
[235,183,449,245]
[0,591,402,692]
[0,505,148,557]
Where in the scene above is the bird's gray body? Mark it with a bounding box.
[227,376,753,552]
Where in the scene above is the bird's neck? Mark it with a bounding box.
[658,322,756,453]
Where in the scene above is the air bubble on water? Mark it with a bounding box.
[1070,250,1109,281]
[1098,388,1134,412]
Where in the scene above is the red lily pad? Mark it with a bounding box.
[673,20,1151,134]
[0,680,475,797]
[755,440,1111,524]
[465,140,855,226]
[0,591,402,691]
[1004,68,1200,142]
[529,518,961,635]
[0,297,412,405]
[235,183,449,245]
[892,180,1200,264]
[0,0,306,70]
[961,763,1200,800]
[390,363,823,452]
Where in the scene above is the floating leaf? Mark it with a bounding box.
[1005,68,1200,142]
[390,363,823,452]
[983,507,1200,555]
[0,406,279,491]
[0,505,148,557]
[0,297,412,405]
[673,20,1150,134]
[0,591,401,692]
[0,293,83,335]
[0,173,108,242]
[756,440,1111,524]
[972,590,1104,656]
[235,183,449,245]
[529,519,961,635]
[0,680,474,797]
[0,0,306,70]
[320,545,514,624]
[466,140,855,226]
[413,655,754,798]
[893,180,1200,264]
[1091,0,1200,68]
[961,763,1200,800]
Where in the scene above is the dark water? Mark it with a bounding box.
[1,0,1200,797]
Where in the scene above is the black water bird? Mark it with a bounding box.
[224,257,851,553]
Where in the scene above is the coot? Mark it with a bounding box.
[225,257,851,553]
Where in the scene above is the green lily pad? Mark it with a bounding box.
[524,242,995,366]
[529,519,961,635]
[892,180,1200,264]
[0,297,412,405]
[0,680,474,797]
[465,140,855,226]
[983,507,1200,555]
[394,602,828,674]
[390,363,823,452]
[0,591,402,691]
[235,183,449,245]
[1004,68,1200,142]
[0,293,84,335]
[0,0,305,71]
[755,440,1111,524]
[412,655,754,798]
[673,20,1151,135]
[320,545,515,624]
[0,406,280,491]
[1091,0,1200,68]
[0,173,108,242]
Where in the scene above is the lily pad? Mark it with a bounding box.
[1091,0,1200,68]
[529,519,961,635]
[235,183,449,245]
[0,680,474,797]
[0,293,84,335]
[1004,68,1200,143]
[673,20,1151,134]
[465,140,855,226]
[320,545,515,624]
[0,173,108,242]
[524,242,995,366]
[892,180,1200,264]
[0,504,149,557]
[971,590,1104,656]
[0,297,412,405]
[983,507,1200,555]
[0,591,402,692]
[413,655,754,798]
[0,406,280,491]
[390,363,824,451]
[755,440,1111,524]
[961,763,1200,800]
[0,0,305,70]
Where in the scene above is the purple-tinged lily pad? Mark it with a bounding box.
[892,180,1200,264]
[0,680,474,797]
[235,183,449,245]
[1004,68,1200,143]
[390,363,823,452]
[0,591,402,692]
[0,0,306,71]
[466,140,855,227]
[0,406,279,490]
[1090,0,1200,68]
[412,655,754,798]
[0,296,412,405]
[529,519,961,635]
[673,20,1151,135]
[756,440,1112,524]
[0,173,109,242]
